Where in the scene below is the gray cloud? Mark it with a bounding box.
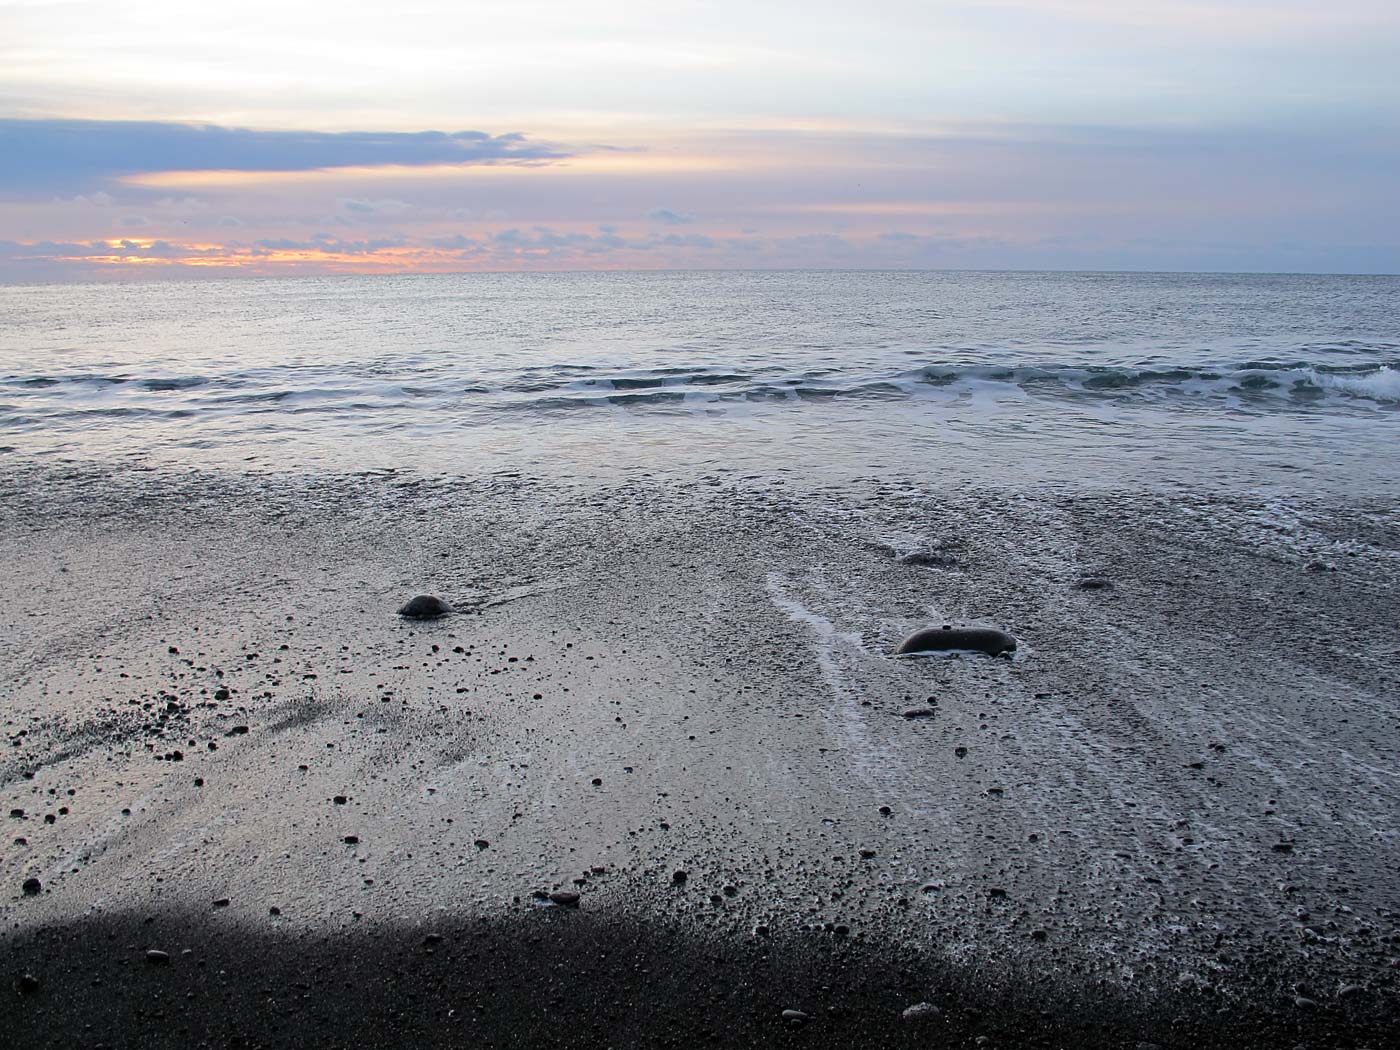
[646,208,695,225]
[0,119,570,195]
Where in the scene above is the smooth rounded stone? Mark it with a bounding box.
[22,876,41,896]
[780,1009,810,1026]
[548,890,580,908]
[895,625,1016,657]
[902,1002,942,1023]
[145,949,170,965]
[397,594,451,619]
[898,550,959,568]
[901,706,937,719]
[18,972,40,994]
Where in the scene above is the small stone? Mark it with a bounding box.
[473,839,490,849]
[22,876,41,896]
[1273,842,1295,853]
[9,808,24,818]
[213,687,230,701]
[333,795,347,805]
[18,973,40,995]
[423,933,444,946]
[343,835,359,845]
[671,870,688,885]
[781,1009,809,1025]
[1337,983,1365,1001]
[858,848,877,859]
[548,890,580,907]
[878,805,892,816]
[1075,578,1113,590]
[902,707,937,719]
[954,746,968,758]
[145,949,170,965]
[398,594,451,619]
[212,897,230,908]
[902,1002,942,1023]
[269,906,282,915]
[1293,995,1318,1010]
[898,551,958,568]
[225,725,249,737]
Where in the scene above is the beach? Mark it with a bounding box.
[4,456,1398,1047]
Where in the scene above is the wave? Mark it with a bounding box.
[4,359,1399,429]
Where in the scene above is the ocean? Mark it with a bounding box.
[2,269,1398,491]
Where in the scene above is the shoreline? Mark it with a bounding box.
[3,460,1398,1045]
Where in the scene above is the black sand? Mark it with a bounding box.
[3,462,1398,1047]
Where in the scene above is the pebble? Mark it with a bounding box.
[343,835,360,845]
[22,876,41,896]
[671,870,688,885]
[781,1009,809,1026]
[902,707,937,719]
[212,897,230,908]
[145,949,170,965]
[18,972,41,994]
[902,1002,942,1022]
[548,890,580,907]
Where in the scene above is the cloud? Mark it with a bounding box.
[0,119,570,195]
[252,235,407,255]
[339,197,411,216]
[427,233,477,250]
[647,207,695,225]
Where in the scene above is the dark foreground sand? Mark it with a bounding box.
[2,462,1398,1048]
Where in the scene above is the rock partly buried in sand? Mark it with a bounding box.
[397,594,451,619]
[895,625,1016,657]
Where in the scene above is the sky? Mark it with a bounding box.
[1,0,1398,279]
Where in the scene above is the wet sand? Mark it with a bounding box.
[3,461,1398,1047]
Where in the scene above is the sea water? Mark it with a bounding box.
[1,269,1397,492]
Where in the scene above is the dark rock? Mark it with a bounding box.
[225,725,249,737]
[343,835,359,845]
[398,594,452,619]
[1075,578,1113,590]
[422,933,444,946]
[145,949,170,965]
[878,805,892,816]
[22,876,41,896]
[474,839,490,849]
[212,898,230,908]
[9,808,23,818]
[781,1009,809,1026]
[548,890,580,907]
[671,870,688,885]
[18,973,40,995]
[902,707,937,719]
[898,551,958,568]
[895,626,1016,657]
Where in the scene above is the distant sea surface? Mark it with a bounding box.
[2,270,1397,492]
